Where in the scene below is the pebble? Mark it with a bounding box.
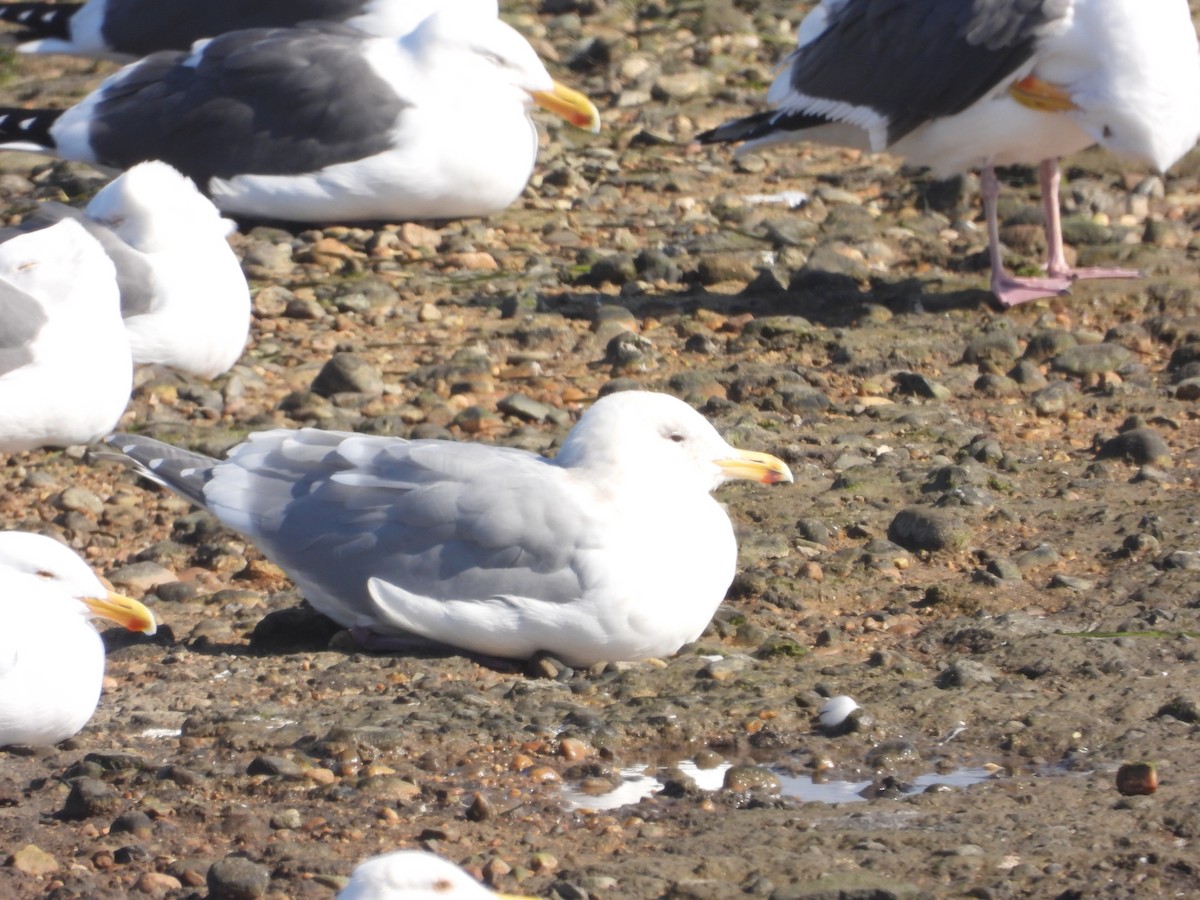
[269,809,303,830]
[61,777,122,820]
[1096,428,1171,466]
[6,844,58,877]
[893,372,952,400]
[207,856,271,900]
[499,393,554,423]
[937,660,998,688]
[651,69,715,101]
[887,507,970,552]
[1115,763,1157,796]
[722,765,782,794]
[252,285,293,317]
[107,561,177,593]
[698,656,750,681]
[55,486,105,516]
[1050,574,1095,591]
[1023,330,1077,362]
[1051,343,1134,375]
[284,295,326,319]
[136,871,183,893]
[311,352,385,397]
[247,756,304,778]
[1030,380,1078,415]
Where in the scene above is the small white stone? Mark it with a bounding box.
[818,695,859,729]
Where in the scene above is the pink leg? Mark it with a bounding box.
[1039,158,1141,283]
[983,163,1072,307]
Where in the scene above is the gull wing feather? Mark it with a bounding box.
[195,429,590,630]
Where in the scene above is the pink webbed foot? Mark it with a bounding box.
[990,273,1073,308]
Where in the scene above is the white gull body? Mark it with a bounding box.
[0,219,130,452]
[104,391,792,666]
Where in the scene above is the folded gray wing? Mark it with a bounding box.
[202,429,591,627]
[785,0,1071,144]
[0,279,48,377]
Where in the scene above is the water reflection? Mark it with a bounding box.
[563,759,998,811]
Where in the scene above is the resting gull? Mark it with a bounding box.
[338,850,534,900]
[0,219,130,452]
[698,0,1200,307]
[0,531,156,747]
[0,12,601,223]
[103,391,793,666]
[3,161,249,378]
[0,0,496,59]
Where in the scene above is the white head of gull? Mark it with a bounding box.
[103,391,792,666]
[338,850,535,900]
[0,12,600,224]
[0,218,130,452]
[698,0,1200,307]
[0,532,156,747]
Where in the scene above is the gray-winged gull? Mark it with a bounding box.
[338,850,534,900]
[103,391,793,666]
[0,219,130,452]
[0,0,496,59]
[698,0,1200,307]
[0,12,601,223]
[0,531,156,747]
[4,161,249,378]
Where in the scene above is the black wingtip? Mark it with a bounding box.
[0,2,76,39]
[0,106,61,149]
[697,110,833,146]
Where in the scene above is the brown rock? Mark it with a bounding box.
[7,844,58,876]
[137,871,184,893]
[1115,762,1158,796]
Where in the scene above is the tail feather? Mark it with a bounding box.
[0,106,60,149]
[697,110,830,145]
[102,434,218,508]
[0,2,76,39]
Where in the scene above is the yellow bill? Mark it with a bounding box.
[715,449,794,485]
[532,80,601,133]
[1008,75,1077,113]
[81,590,157,635]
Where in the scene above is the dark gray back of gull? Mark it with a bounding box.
[783,0,1071,144]
[100,0,374,55]
[88,24,409,185]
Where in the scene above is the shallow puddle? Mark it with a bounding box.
[562,759,999,811]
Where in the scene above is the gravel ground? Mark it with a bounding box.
[3,2,1200,898]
